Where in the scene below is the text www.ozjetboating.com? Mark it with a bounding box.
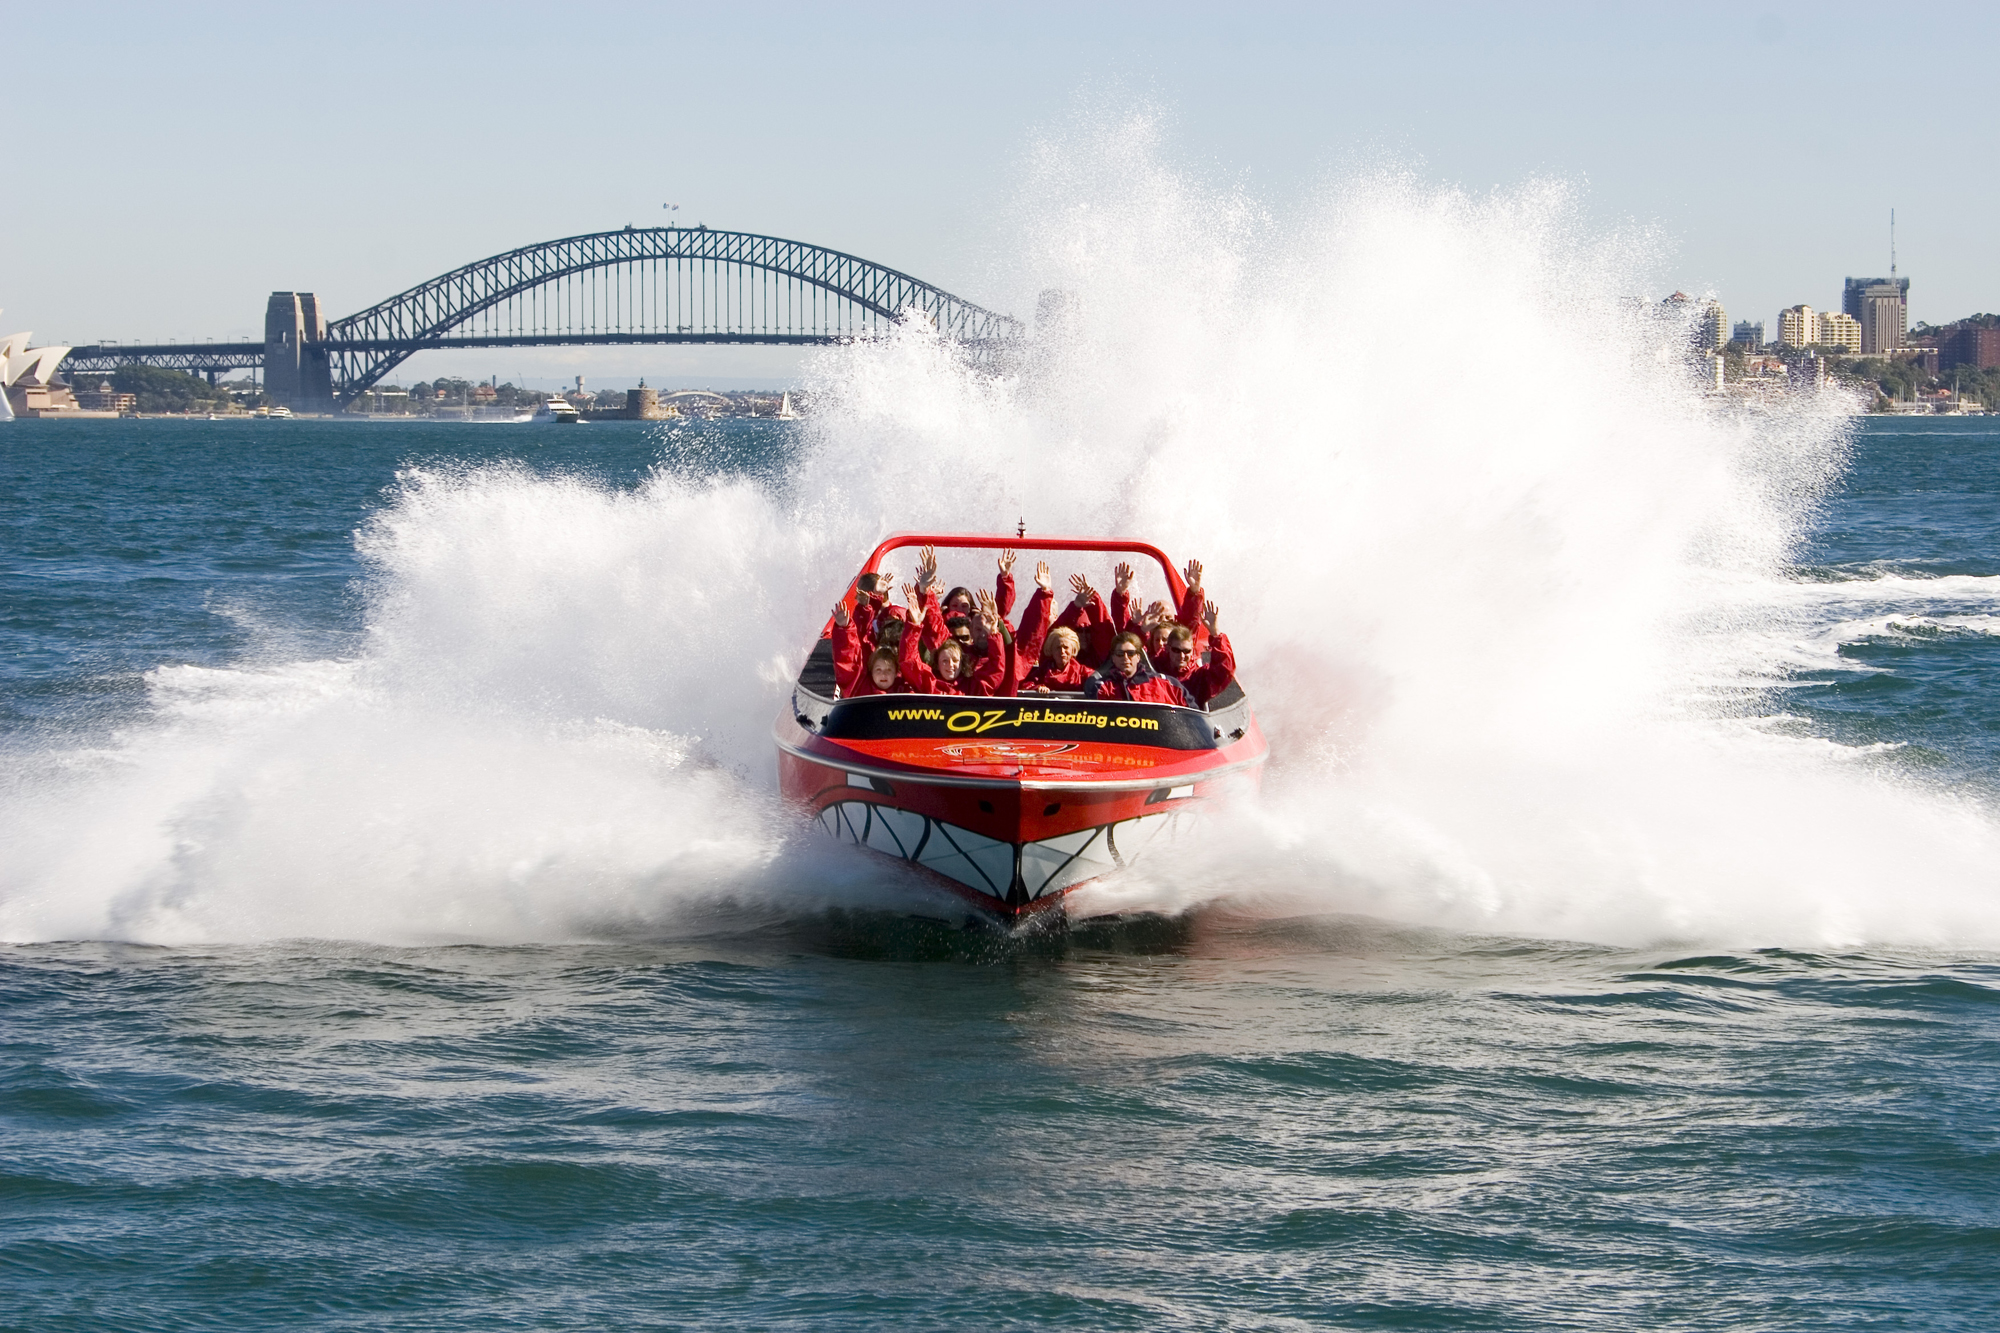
[882,707,1161,734]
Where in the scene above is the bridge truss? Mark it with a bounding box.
[59,227,1025,407]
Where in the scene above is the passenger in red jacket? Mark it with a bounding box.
[851,570,920,653]
[907,571,1012,694]
[1022,626,1091,693]
[1016,563,1113,667]
[1108,558,1210,663]
[897,600,1006,697]
[1083,632,1196,706]
[965,588,1018,696]
[831,603,911,695]
[1159,602,1235,708]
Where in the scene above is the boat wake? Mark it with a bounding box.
[7,113,2000,950]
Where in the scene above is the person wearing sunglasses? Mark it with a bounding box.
[1159,600,1234,707]
[1082,631,1195,707]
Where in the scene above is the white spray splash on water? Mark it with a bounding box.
[7,115,2000,948]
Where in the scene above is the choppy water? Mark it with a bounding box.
[10,141,2000,1323]
[3,414,1999,1328]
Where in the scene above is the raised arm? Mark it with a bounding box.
[1179,557,1209,654]
[966,591,1014,697]
[897,590,941,694]
[996,548,1018,619]
[830,602,865,696]
[1109,561,1141,633]
[1016,562,1056,663]
[1057,574,1113,664]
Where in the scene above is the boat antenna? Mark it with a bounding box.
[1016,517,1025,539]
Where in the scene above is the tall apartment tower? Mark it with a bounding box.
[1778,305,1818,348]
[1732,319,1765,348]
[1843,276,1909,353]
[1699,300,1728,350]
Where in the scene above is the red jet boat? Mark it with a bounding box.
[775,533,1268,925]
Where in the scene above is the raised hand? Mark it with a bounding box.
[833,600,851,628]
[975,588,1001,633]
[1144,599,1170,626]
[916,545,939,590]
[1113,561,1135,592]
[873,570,896,600]
[905,582,925,614]
[1183,558,1204,592]
[1034,560,1053,593]
[1068,573,1095,605]
[1203,599,1220,632]
[998,548,1017,575]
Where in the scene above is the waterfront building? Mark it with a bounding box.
[1939,321,2000,372]
[1732,319,1765,348]
[1817,312,1863,353]
[75,380,137,413]
[1843,276,1909,353]
[1779,305,1818,348]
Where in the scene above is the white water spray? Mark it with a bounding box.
[7,115,2000,948]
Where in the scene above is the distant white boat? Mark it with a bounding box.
[532,396,580,424]
[267,406,294,419]
[775,391,799,420]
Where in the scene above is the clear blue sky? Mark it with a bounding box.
[7,0,1994,385]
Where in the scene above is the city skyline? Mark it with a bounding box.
[6,0,1998,384]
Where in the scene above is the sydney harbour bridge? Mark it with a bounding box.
[58,227,1025,411]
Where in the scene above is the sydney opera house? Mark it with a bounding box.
[1,314,92,419]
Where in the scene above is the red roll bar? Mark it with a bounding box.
[854,531,1185,604]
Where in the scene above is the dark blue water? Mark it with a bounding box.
[4,417,1999,1329]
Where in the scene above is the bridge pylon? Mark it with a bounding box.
[264,292,334,413]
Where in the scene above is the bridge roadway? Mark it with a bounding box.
[57,227,1024,411]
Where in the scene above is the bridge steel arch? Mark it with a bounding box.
[322,227,1024,406]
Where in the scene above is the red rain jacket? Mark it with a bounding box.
[1168,631,1236,708]
[1083,660,1195,707]
[898,621,1008,697]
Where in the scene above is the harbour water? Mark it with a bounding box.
[3,408,1999,1329]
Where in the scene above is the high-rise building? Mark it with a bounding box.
[1843,276,1909,353]
[1778,305,1818,348]
[1817,312,1862,353]
[1694,300,1727,350]
[1732,319,1765,348]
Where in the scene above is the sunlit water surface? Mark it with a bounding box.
[3,414,1998,1327]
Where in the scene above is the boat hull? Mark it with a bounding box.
[776,693,1266,923]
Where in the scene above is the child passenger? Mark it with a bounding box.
[830,601,909,695]
[898,585,1009,696]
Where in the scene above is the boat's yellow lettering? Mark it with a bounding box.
[923,705,1157,731]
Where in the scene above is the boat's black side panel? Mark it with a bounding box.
[798,636,840,697]
[818,695,1220,749]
